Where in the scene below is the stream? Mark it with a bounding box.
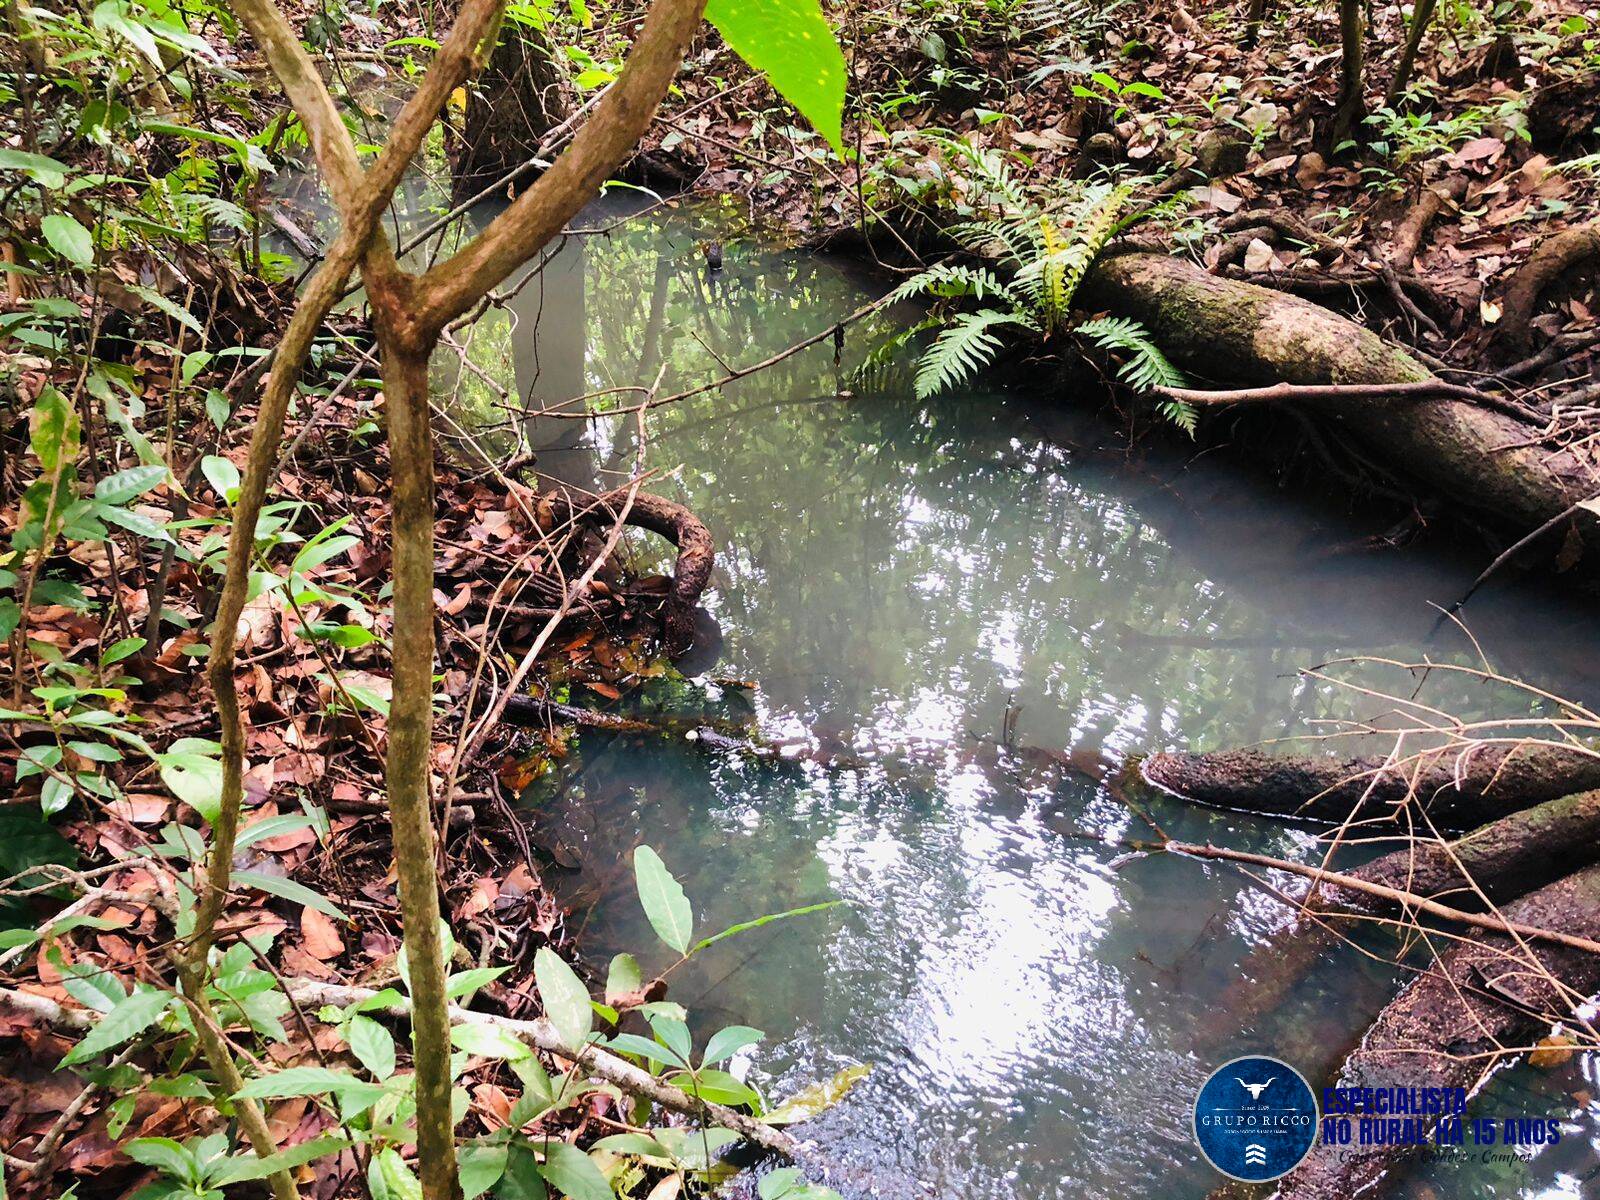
[432,195,1600,1199]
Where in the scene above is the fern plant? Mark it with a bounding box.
[870,174,1194,433]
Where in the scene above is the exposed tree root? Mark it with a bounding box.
[1497,221,1600,351]
[538,489,714,654]
[1140,744,1600,828]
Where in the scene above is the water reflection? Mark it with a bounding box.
[441,196,1600,1200]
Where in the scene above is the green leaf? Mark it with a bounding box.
[705,0,846,153]
[0,148,69,189]
[450,1021,532,1061]
[691,901,842,954]
[445,966,508,1000]
[592,1132,671,1158]
[235,814,319,851]
[533,947,591,1051]
[94,464,168,505]
[346,1013,396,1080]
[201,455,241,504]
[99,637,146,667]
[703,1024,763,1066]
[60,987,172,1066]
[234,868,346,919]
[536,1143,611,1200]
[603,953,640,1005]
[368,1147,423,1200]
[59,956,127,1013]
[157,752,222,822]
[41,214,95,268]
[632,845,692,954]
[212,1135,351,1185]
[459,1144,508,1200]
[759,1166,843,1200]
[234,1066,387,1106]
[763,1063,872,1125]
[125,1137,200,1184]
[496,1142,547,1200]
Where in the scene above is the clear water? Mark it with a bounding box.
[435,196,1600,1199]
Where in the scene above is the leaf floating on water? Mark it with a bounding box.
[1530,1033,1577,1069]
[762,1062,872,1125]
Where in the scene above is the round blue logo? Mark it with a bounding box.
[1193,1055,1319,1182]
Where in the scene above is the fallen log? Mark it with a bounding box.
[1198,788,1600,1046]
[1140,743,1600,828]
[1081,252,1600,563]
[1264,862,1600,1199]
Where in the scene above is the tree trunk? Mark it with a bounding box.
[1080,252,1600,562]
[453,21,567,204]
[376,327,462,1200]
[1384,0,1438,107]
[1332,0,1366,143]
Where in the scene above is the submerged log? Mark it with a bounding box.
[1140,743,1600,828]
[1266,862,1600,1199]
[1201,788,1600,1046]
[1081,252,1600,562]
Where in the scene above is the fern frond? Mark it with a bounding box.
[853,315,940,386]
[1076,316,1194,433]
[914,310,1037,399]
[887,264,1015,305]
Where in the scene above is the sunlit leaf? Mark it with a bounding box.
[706,0,845,153]
[633,844,692,954]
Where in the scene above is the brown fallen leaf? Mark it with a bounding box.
[301,906,345,960]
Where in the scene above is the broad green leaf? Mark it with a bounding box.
[602,1032,687,1070]
[450,1021,531,1061]
[157,752,222,823]
[668,1066,760,1107]
[533,946,591,1051]
[633,844,692,954]
[445,965,508,1000]
[212,1135,351,1185]
[235,814,318,850]
[759,1166,843,1200]
[201,455,241,504]
[496,1142,547,1200]
[703,1024,763,1067]
[706,0,845,153]
[603,952,640,1005]
[459,1143,508,1200]
[763,1062,872,1125]
[0,148,69,189]
[368,1147,423,1200]
[60,987,172,1066]
[346,1013,396,1080]
[536,1143,611,1200]
[30,386,79,476]
[94,464,167,505]
[98,637,147,667]
[234,868,346,919]
[41,214,95,267]
[59,956,127,1013]
[124,1137,199,1184]
[592,1132,670,1158]
[235,1066,386,1106]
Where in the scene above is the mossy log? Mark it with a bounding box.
[1265,862,1600,1199]
[1140,744,1600,828]
[1081,253,1600,557]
